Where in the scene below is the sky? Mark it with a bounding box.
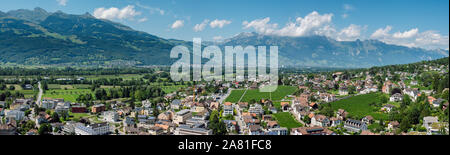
[0,0,448,50]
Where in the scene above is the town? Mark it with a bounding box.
[0,57,448,135]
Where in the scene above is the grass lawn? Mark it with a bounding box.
[162,85,187,93]
[273,112,303,129]
[225,86,297,103]
[43,89,93,102]
[329,93,388,120]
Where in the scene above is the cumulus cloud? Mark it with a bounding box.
[393,28,418,39]
[243,11,333,37]
[93,5,141,20]
[193,19,209,32]
[370,26,449,49]
[171,20,184,29]
[210,19,232,28]
[56,0,68,6]
[336,24,364,41]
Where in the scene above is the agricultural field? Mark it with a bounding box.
[0,90,37,98]
[43,89,93,102]
[161,85,187,93]
[273,112,303,129]
[329,93,388,120]
[225,86,297,103]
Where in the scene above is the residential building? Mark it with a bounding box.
[344,119,368,132]
[223,102,233,117]
[174,125,212,135]
[173,109,192,125]
[103,111,118,123]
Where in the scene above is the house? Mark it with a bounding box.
[423,116,438,132]
[330,117,342,127]
[4,110,25,121]
[71,105,87,113]
[389,93,403,102]
[123,117,135,127]
[173,109,192,125]
[339,87,349,96]
[403,88,420,101]
[381,104,395,113]
[432,98,444,108]
[55,102,70,114]
[280,102,290,111]
[174,125,212,135]
[362,116,374,125]
[290,127,335,135]
[209,102,219,110]
[249,104,264,116]
[0,124,16,135]
[248,125,263,135]
[267,127,288,135]
[344,119,368,132]
[158,111,173,121]
[266,121,279,129]
[91,104,106,113]
[223,102,233,117]
[310,114,330,127]
[102,111,118,123]
[238,102,248,109]
[388,121,400,131]
[171,99,181,110]
[75,123,110,135]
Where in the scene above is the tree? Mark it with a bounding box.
[51,112,60,123]
[38,123,52,135]
[9,85,15,90]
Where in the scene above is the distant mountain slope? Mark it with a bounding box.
[217,32,448,68]
[0,8,188,67]
[0,8,448,68]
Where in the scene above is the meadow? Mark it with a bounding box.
[225,86,297,103]
[273,112,303,129]
[43,89,93,102]
[329,93,388,120]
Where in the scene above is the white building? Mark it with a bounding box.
[222,102,233,117]
[4,110,25,121]
[102,111,118,123]
[75,123,110,135]
[173,109,192,125]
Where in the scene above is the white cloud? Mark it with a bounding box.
[193,19,209,32]
[370,26,449,49]
[393,28,418,39]
[138,18,148,23]
[93,5,141,20]
[56,0,68,6]
[242,17,279,35]
[243,11,333,37]
[371,26,392,39]
[171,20,184,29]
[210,19,232,28]
[337,24,364,41]
[135,2,165,15]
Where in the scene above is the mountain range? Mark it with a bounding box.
[0,8,448,68]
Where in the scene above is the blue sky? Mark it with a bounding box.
[0,0,448,49]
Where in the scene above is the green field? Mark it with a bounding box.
[43,89,93,102]
[273,112,303,129]
[0,89,36,98]
[161,85,187,93]
[225,86,297,103]
[329,93,388,120]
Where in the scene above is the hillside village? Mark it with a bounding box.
[0,58,448,135]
